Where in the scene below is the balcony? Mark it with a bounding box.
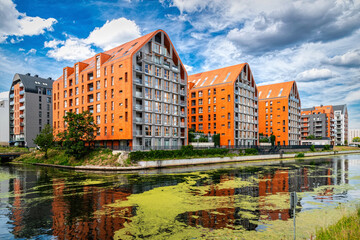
[19,98,25,103]
[134,78,143,85]
[180,79,186,85]
[180,111,185,116]
[134,130,142,136]
[10,101,14,106]
[172,65,179,72]
[135,92,143,98]
[20,114,24,118]
[180,90,185,95]
[135,105,143,111]
[20,122,24,126]
[135,117,143,123]
[134,65,142,72]
[180,100,186,106]
[19,106,25,110]
[9,94,14,98]
[180,122,185,127]
[19,90,24,95]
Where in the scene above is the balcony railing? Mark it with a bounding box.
[135,78,143,85]
[19,91,24,95]
[19,98,25,103]
[135,105,143,111]
[135,117,143,123]
[180,122,185,127]
[9,94,14,98]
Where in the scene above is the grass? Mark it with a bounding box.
[15,148,121,167]
[334,146,360,151]
[315,207,360,240]
[0,146,30,153]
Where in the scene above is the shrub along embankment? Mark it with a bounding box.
[15,148,120,166]
[128,146,259,162]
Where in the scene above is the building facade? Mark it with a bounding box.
[53,30,187,150]
[258,81,301,146]
[348,129,360,144]
[187,63,258,147]
[9,74,54,147]
[333,104,348,145]
[301,105,335,142]
[0,92,9,145]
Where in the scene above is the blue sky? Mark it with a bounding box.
[1,0,359,127]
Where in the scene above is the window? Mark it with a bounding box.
[208,89,211,95]
[213,97,216,103]
[198,99,203,105]
[96,56,100,78]
[199,107,203,113]
[198,91,203,97]
[111,64,114,73]
[213,105,216,112]
[278,88,283,97]
[228,95,230,102]
[199,115,203,122]
[96,92,100,101]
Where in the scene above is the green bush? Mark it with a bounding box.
[198,137,209,142]
[245,148,258,155]
[213,134,220,147]
[310,145,316,152]
[295,153,305,158]
[323,145,330,151]
[128,146,229,162]
[259,138,269,143]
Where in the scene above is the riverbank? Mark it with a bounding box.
[12,148,360,171]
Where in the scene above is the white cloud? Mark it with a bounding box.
[85,18,141,50]
[328,49,360,67]
[46,37,96,61]
[345,89,360,103]
[0,0,57,43]
[183,64,193,73]
[18,48,25,51]
[27,48,36,54]
[44,17,141,61]
[296,68,335,82]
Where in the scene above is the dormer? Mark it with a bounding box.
[63,67,74,88]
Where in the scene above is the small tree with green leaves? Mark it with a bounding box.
[213,134,220,147]
[270,134,276,146]
[344,140,348,145]
[306,135,316,140]
[57,111,98,159]
[353,137,360,142]
[34,124,54,159]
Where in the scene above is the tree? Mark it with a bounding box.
[213,134,220,147]
[34,124,54,159]
[353,137,360,142]
[270,134,276,146]
[306,135,315,140]
[57,111,98,159]
[344,140,348,145]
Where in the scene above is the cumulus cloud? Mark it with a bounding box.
[27,48,36,54]
[45,37,96,61]
[183,64,193,73]
[327,49,360,67]
[0,0,57,43]
[85,18,141,50]
[296,68,335,82]
[44,17,141,61]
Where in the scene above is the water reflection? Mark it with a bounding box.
[0,155,358,239]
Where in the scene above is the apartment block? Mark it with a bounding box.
[333,104,348,145]
[188,63,258,147]
[0,92,9,145]
[349,129,360,144]
[9,73,54,147]
[301,105,335,141]
[258,81,301,145]
[53,30,187,150]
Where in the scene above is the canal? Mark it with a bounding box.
[1,154,360,239]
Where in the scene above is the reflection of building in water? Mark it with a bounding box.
[51,180,133,240]
[177,173,259,231]
[259,170,290,221]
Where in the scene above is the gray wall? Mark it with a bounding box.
[0,93,9,145]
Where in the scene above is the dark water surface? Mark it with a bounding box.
[1,154,360,239]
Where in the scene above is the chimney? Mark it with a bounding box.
[26,73,30,76]
[47,77,52,80]
[34,74,39,77]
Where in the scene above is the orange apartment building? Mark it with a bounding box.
[53,30,187,150]
[258,81,301,145]
[188,63,258,147]
[301,105,335,141]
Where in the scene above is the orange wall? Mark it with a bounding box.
[187,84,235,146]
[53,57,134,145]
[259,98,290,145]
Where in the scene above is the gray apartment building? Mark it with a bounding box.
[9,73,53,147]
[333,104,348,145]
[0,92,9,145]
[301,107,330,140]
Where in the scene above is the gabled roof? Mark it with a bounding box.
[188,63,247,90]
[257,81,296,99]
[56,29,185,81]
[12,73,53,93]
[333,104,347,113]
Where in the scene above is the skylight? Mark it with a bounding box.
[200,77,208,86]
[210,75,218,85]
[194,79,201,86]
[266,90,272,98]
[223,72,231,82]
[259,91,262,97]
[278,88,283,97]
